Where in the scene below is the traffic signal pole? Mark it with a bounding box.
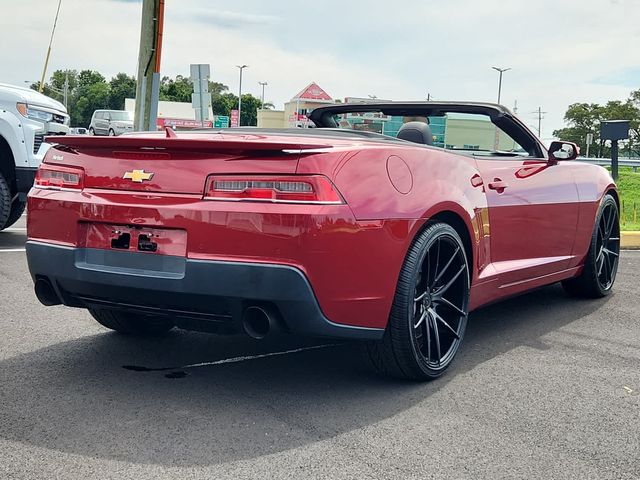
[134,0,164,131]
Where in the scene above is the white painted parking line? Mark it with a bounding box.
[0,248,26,253]
[2,227,27,232]
[185,343,340,368]
[125,343,341,373]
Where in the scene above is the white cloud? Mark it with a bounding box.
[1,0,638,138]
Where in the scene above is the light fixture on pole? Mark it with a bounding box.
[258,81,268,109]
[236,65,248,126]
[491,66,511,105]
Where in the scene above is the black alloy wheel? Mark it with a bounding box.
[594,200,620,291]
[562,194,620,298]
[363,222,470,380]
[411,231,469,372]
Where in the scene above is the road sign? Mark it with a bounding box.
[191,93,212,109]
[214,116,229,128]
[190,64,210,85]
[601,120,630,181]
[190,64,211,124]
[586,133,594,158]
[230,110,239,128]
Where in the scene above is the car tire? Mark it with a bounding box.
[108,129,115,136]
[89,308,175,335]
[363,222,470,380]
[562,194,620,298]
[0,173,12,230]
[3,199,26,229]
[88,127,95,135]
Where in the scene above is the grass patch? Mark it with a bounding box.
[616,167,640,231]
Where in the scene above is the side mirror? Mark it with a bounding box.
[549,141,579,161]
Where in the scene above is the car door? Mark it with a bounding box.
[475,155,580,285]
[100,112,110,135]
[94,112,104,134]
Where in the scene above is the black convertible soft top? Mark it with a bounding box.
[309,101,546,158]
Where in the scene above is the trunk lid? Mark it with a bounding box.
[44,131,335,194]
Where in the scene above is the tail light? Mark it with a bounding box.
[34,164,84,190]
[204,175,344,204]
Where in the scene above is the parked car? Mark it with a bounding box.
[25,101,619,380]
[88,110,133,136]
[70,127,87,135]
[0,83,69,230]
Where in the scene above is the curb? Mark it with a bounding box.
[621,231,640,250]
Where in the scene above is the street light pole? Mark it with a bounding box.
[39,0,62,93]
[258,81,268,109]
[492,66,511,104]
[63,71,69,109]
[236,65,248,126]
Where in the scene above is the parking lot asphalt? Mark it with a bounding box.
[1,215,639,480]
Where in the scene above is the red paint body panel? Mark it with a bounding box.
[28,188,421,329]
[28,132,617,331]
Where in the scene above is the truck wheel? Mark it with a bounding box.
[0,174,12,230]
[3,200,26,229]
[89,308,174,335]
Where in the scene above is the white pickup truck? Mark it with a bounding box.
[0,83,69,230]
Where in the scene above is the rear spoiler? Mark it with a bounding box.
[45,131,334,154]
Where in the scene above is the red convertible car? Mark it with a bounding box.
[26,102,620,380]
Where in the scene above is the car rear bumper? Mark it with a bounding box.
[25,240,384,340]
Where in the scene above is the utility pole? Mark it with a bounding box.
[134,0,165,131]
[531,107,547,137]
[427,93,431,101]
[236,65,248,127]
[39,0,62,93]
[259,81,268,109]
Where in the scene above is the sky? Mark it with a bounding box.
[1,0,638,140]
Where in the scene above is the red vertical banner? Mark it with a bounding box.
[230,110,239,127]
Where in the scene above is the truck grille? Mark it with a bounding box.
[33,133,44,154]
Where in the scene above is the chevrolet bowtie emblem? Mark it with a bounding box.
[123,169,154,183]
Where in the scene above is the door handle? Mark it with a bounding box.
[487,178,508,193]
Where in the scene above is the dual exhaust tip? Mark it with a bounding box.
[35,278,278,340]
[242,305,279,340]
[34,278,62,306]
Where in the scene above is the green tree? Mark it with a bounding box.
[108,73,136,110]
[211,92,237,117]
[71,70,110,127]
[209,81,229,98]
[50,69,78,92]
[554,95,640,158]
[238,94,263,126]
[159,75,192,102]
[77,70,106,89]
